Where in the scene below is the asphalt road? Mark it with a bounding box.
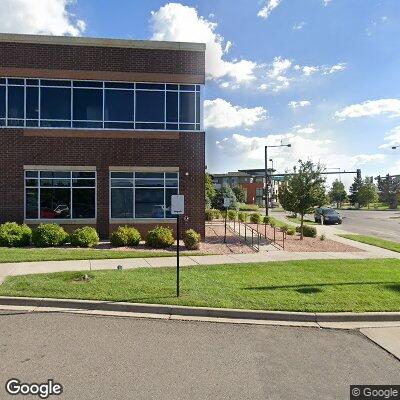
[272,209,400,242]
[1,312,399,400]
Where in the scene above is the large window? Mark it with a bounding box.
[110,172,179,219]
[0,78,202,131]
[25,170,96,220]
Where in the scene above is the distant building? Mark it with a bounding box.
[210,169,281,206]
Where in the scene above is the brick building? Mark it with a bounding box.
[0,33,206,238]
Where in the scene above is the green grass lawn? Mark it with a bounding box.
[339,235,400,253]
[1,259,400,312]
[0,247,186,263]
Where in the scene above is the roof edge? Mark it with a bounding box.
[0,33,206,52]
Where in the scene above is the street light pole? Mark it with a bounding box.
[264,143,291,217]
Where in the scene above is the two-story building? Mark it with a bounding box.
[0,33,206,238]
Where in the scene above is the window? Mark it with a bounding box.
[110,171,179,219]
[25,170,96,220]
[73,88,103,127]
[0,78,203,131]
[40,86,71,127]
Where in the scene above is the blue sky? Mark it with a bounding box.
[2,0,400,187]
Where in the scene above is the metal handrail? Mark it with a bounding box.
[231,219,262,251]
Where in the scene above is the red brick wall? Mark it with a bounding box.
[241,182,264,204]
[0,129,205,238]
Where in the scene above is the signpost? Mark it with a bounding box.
[223,197,231,243]
[171,195,184,297]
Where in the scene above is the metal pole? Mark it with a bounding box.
[176,215,180,297]
[224,207,227,243]
[265,146,269,216]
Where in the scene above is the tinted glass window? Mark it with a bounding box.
[111,189,133,218]
[73,189,95,218]
[0,86,5,118]
[179,92,195,123]
[40,188,71,219]
[73,89,102,121]
[25,188,38,219]
[8,86,24,118]
[104,90,134,121]
[166,188,178,218]
[136,91,165,122]
[135,188,164,218]
[41,87,71,120]
[166,91,178,122]
[196,92,200,124]
[26,87,39,119]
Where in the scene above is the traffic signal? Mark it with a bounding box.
[356,169,361,180]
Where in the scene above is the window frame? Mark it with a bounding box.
[24,169,97,221]
[1,78,203,132]
[109,170,179,220]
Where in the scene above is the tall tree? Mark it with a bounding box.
[205,173,216,209]
[349,176,363,207]
[278,160,326,239]
[212,186,239,211]
[328,179,347,208]
[378,174,400,209]
[357,177,378,209]
[232,186,246,203]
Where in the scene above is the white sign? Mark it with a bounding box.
[223,197,231,208]
[171,195,185,215]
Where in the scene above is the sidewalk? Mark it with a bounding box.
[0,234,398,282]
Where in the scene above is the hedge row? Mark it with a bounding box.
[0,222,201,250]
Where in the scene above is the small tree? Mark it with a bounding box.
[232,186,246,203]
[278,160,326,239]
[212,186,239,210]
[328,179,347,208]
[358,178,378,209]
[205,173,216,210]
[349,176,362,208]
[378,174,400,209]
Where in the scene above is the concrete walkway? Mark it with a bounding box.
[0,234,399,282]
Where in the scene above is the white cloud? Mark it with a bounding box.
[150,3,258,86]
[323,0,332,6]
[293,22,305,31]
[350,154,386,165]
[324,63,346,74]
[294,123,316,134]
[258,0,281,19]
[0,0,86,36]
[302,66,320,76]
[379,125,400,149]
[289,100,311,109]
[204,98,267,129]
[335,99,400,119]
[216,132,332,172]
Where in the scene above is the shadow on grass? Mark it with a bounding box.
[244,281,398,291]
[295,287,323,294]
[385,284,400,293]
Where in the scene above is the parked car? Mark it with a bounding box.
[314,207,342,224]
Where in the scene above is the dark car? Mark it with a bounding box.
[314,208,342,225]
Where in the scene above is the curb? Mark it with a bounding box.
[1,296,400,323]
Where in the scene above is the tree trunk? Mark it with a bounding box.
[300,213,304,240]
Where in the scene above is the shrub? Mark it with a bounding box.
[110,226,141,247]
[183,229,201,250]
[0,222,32,247]
[212,209,222,220]
[250,213,262,224]
[296,225,317,238]
[32,224,69,247]
[287,227,296,236]
[320,234,326,241]
[227,210,237,221]
[205,209,214,221]
[238,212,248,222]
[280,224,290,233]
[70,226,99,248]
[263,216,271,224]
[238,203,259,212]
[146,226,175,249]
[269,219,277,228]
